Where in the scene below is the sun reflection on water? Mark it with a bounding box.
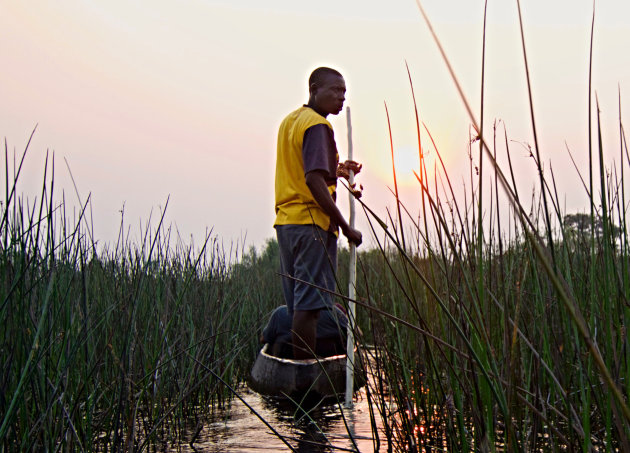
[176,385,382,452]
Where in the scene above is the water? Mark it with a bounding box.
[180,385,383,452]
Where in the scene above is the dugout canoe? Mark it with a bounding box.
[249,343,364,400]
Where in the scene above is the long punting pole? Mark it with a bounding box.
[345,106,357,407]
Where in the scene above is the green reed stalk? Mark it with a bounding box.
[476,2,493,447]
[405,61,430,250]
[514,0,556,268]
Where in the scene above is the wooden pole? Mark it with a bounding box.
[345,106,357,408]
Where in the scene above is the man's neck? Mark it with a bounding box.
[306,102,328,118]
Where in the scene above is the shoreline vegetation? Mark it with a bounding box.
[4,3,630,452]
[0,138,284,450]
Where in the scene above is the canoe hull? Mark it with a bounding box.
[249,344,363,400]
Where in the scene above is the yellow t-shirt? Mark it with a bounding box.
[274,106,338,232]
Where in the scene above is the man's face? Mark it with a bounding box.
[311,74,346,116]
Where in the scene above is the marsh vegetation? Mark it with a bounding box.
[0,138,284,450]
[3,119,630,450]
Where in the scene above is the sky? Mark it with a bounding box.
[2,0,630,253]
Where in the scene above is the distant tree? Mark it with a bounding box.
[563,213,620,240]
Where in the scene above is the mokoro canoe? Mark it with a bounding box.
[249,343,364,400]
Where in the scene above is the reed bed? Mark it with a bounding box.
[343,125,630,450]
[0,142,281,450]
[330,2,630,450]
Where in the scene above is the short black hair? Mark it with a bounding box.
[309,67,343,89]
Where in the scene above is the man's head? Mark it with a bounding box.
[307,67,346,117]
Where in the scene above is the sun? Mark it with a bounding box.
[387,144,422,187]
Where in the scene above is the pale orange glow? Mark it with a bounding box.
[1,1,629,248]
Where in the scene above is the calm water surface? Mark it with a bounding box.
[181,385,384,452]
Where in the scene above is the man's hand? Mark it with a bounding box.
[305,169,362,246]
[342,225,362,246]
[336,160,362,180]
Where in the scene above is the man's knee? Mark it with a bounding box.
[292,309,320,359]
[293,309,320,325]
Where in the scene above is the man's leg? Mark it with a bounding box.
[292,309,320,359]
[283,225,337,359]
[276,226,295,313]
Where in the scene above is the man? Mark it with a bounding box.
[274,66,362,360]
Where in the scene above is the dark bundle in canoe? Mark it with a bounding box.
[249,344,364,401]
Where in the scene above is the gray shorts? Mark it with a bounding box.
[275,224,338,314]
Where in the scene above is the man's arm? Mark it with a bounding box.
[305,170,362,246]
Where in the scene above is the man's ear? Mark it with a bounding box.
[309,82,318,96]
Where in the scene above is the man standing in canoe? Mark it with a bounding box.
[274,67,362,360]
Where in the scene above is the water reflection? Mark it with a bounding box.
[180,385,378,452]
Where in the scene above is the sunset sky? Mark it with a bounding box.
[2,0,630,251]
